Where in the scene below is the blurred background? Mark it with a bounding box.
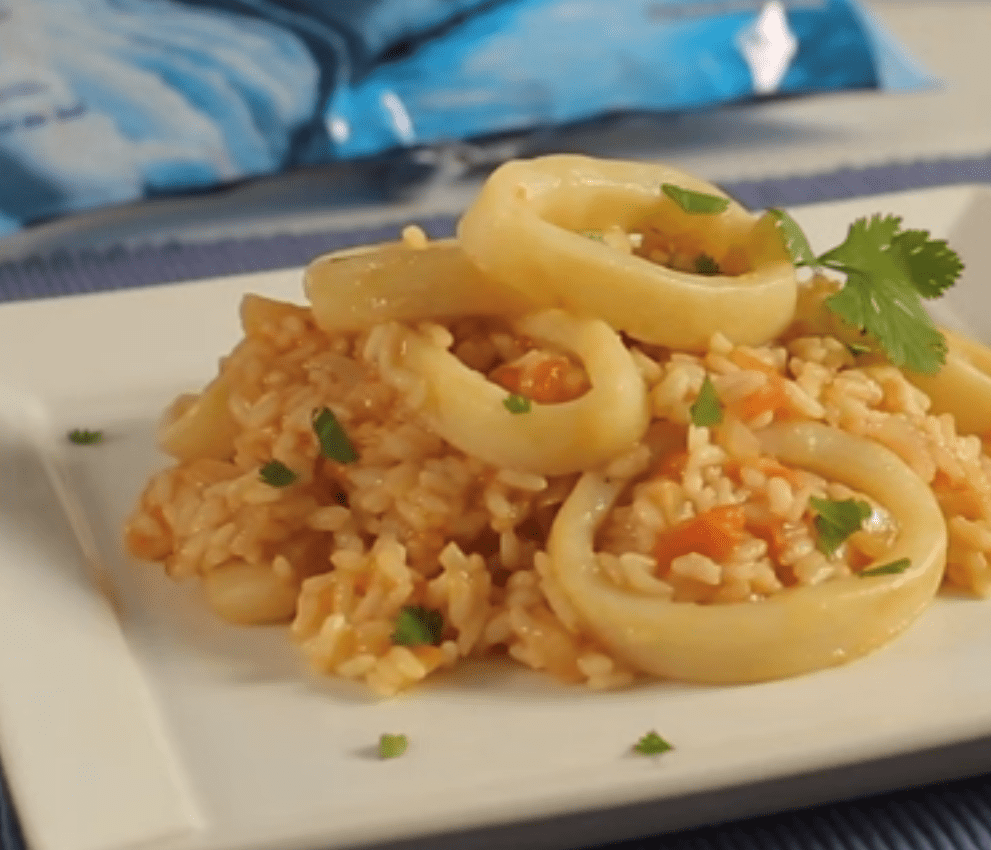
[0,0,988,275]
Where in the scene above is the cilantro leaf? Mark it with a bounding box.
[690,375,723,427]
[890,228,963,298]
[766,208,817,267]
[503,393,532,414]
[378,733,409,759]
[661,183,730,215]
[825,268,947,373]
[746,209,962,374]
[67,428,103,445]
[814,214,959,373]
[392,606,444,646]
[860,558,911,577]
[313,407,359,463]
[818,214,903,272]
[633,731,673,755]
[582,230,605,242]
[259,459,298,487]
[694,253,721,276]
[810,496,871,556]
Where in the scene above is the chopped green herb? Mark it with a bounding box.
[810,496,872,556]
[259,459,298,487]
[633,731,673,756]
[846,341,873,357]
[661,183,730,215]
[818,215,960,374]
[860,558,911,577]
[313,407,359,463]
[766,208,817,267]
[767,210,963,374]
[582,230,605,242]
[392,605,444,646]
[689,375,723,427]
[378,733,409,759]
[67,428,103,445]
[503,393,532,414]
[694,253,721,276]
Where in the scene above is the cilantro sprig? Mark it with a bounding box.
[662,184,730,215]
[378,733,409,759]
[632,730,673,756]
[809,496,871,556]
[860,558,911,577]
[694,253,721,276]
[503,393,532,414]
[690,375,723,427]
[67,428,103,445]
[313,407,359,464]
[768,208,963,374]
[392,605,444,646]
[259,459,298,487]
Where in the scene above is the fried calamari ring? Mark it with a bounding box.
[547,422,947,683]
[373,308,649,476]
[457,155,797,351]
[906,328,991,438]
[157,295,309,461]
[305,238,535,333]
[157,374,238,461]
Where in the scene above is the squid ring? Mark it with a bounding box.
[546,421,947,683]
[457,155,797,351]
[157,373,239,461]
[906,327,991,438]
[378,308,649,476]
[305,238,535,333]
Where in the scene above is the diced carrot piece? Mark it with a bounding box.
[491,354,588,403]
[529,357,579,403]
[731,374,792,422]
[746,513,790,563]
[654,449,689,479]
[490,362,524,393]
[654,504,747,570]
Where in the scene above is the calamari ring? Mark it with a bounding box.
[305,238,535,333]
[457,155,797,351]
[547,422,947,683]
[374,308,649,476]
[157,294,310,461]
[157,374,238,461]
[906,328,991,438]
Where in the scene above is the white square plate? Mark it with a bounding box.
[2,184,991,850]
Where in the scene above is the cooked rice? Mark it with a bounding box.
[126,278,991,695]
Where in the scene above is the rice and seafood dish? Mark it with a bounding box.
[125,155,991,696]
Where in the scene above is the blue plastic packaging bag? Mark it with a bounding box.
[0,0,932,239]
[0,0,319,236]
[320,0,933,160]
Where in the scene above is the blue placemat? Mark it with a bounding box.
[2,153,991,850]
[2,152,991,303]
